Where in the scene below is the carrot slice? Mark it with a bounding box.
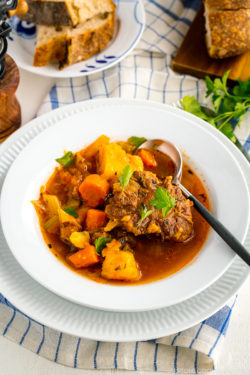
[86,209,107,230]
[68,244,100,268]
[79,174,110,208]
[138,149,157,168]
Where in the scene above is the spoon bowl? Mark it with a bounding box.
[140,139,182,184]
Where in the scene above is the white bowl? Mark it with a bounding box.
[1,99,249,312]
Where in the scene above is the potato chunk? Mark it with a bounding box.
[70,231,90,248]
[99,143,143,180]
[101,240,141,281]
[58,208,81,241]
[81,135,110,159]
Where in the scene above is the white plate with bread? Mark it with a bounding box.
[7,0,145,77]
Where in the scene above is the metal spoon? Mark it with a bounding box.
[140,139,250,266]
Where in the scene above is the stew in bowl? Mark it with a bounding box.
[32,135,210,285]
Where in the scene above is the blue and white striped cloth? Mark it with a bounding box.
[1,0,249,372]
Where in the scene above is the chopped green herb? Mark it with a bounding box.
[118,165,133,190]
[56,151,75,167]
[181,96,212,123]
[151,187,176,218]
[95,237,112,255]
[128,136,147,149]
[137,203,153,228]
[181,71,250,159]
[64,206,78,218]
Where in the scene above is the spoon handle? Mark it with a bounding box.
[180,184,250,266]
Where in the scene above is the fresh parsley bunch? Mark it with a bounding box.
[181,71,250,161]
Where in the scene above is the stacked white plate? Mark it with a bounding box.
[0,99,249,341]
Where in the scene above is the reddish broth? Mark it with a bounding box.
[40,147,210,285]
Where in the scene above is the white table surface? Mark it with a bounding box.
[0,69,250,374]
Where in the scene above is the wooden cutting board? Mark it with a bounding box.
[172,5,250,83]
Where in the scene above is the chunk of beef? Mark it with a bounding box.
[105,171,193,242]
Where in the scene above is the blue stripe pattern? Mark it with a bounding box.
[171,332,181,346]
[74,338,81,368]
[54,333,63,362]
[134,341,138,370]
[3,309,16,336]
[49,85,59,110]
[154,343,159,371]
[189,322,206,348]
[174,347,178,373]
[19,318,31,345]
[93,341,100,369]
[114,342,119,369]
[244,135,250,152]
[149,0,191,25]
[208,298,237,357]
[36,325,45,355]
[194,351,198,374]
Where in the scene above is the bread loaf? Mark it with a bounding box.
[19,0,116,26]
[33,12,115,69]
[205,0,250,10]
[204,0,250,58]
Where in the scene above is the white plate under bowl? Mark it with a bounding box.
[0,99,249,341]
[7,0,144,78]
[1,99,249,313]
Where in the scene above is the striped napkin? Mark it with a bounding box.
[0,0,249,373]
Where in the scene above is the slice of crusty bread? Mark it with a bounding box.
[19,0,116,26]
[204,0,250,59]
[205,0,250,10]
[33,12,115,69]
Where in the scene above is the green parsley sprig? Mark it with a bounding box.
[118,165,133,190]
[64,206,78,218]
[137,203,153,228]
[181,71,250,161]
[56,151,75,167]
[95,237,112,255]
[128,136,147,150]
[151,187,176,218]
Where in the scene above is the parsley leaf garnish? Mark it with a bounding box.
[118,165,133,190]
[95,237,112,255]
[181,71,250,161]
[137,203,153,228]
[151,187,176,218]
[56,151,75,167]
[64,206,78,218]
[181,97,211,122]
[128,136,147,149]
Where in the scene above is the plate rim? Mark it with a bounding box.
[7,0,145,78]
[0,98,249,341]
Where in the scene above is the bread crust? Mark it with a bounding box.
[33,12,115,68]
[19,0,116,26]
[206,9,250,58]
[19,0,75,25]
[204,0,250,10]
[63,13,115,69]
